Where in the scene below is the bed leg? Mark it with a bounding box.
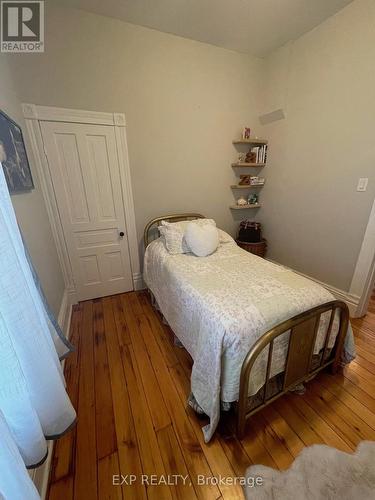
[148,290,156,307]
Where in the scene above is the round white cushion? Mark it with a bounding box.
[184,222,219,257]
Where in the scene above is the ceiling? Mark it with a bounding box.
[57,0,354,57]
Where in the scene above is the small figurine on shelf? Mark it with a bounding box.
[237,196,248,206]
[247,193,259,205]
[245,150,257,163]
[242,127,251,139]
[239,174,251,186]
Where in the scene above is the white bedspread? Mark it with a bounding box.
[144,238,354,442]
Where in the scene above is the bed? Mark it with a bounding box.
[143,213,355,441]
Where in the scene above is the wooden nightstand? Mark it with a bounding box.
[236,239,267,258]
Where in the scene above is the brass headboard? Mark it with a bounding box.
[144,213,205,249]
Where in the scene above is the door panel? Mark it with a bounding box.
[41,121,134,300]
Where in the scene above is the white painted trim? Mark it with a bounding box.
[133,272,144,291]
[267,259,360,317]
[33,441,54,499]
[22,103,123,126]
[349,198,375,316]
[23,103,140,294]
[114,125,141,290]
[24,118,76,295]
[57,289,73,338]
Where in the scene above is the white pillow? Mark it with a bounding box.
[184,222,219,257]
[159,218,216,254]
[159,223,189,254]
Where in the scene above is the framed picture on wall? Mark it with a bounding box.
[0,110,34,194]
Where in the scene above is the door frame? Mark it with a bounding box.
[349,197,375,317]
[22,103,142,305]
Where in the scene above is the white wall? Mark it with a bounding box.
[0,55,65,315]
[5,0,375,296]
[258,0,375,292]
[7,3,263,259]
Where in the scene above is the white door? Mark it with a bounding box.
[40,121,134,301]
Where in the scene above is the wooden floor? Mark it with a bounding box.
[48,291,375,500]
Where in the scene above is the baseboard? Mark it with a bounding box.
[57,288,73,339]
[32,441,54,499]
[267,259,360,317]
[32,289,72,498]
[133,271,145,291]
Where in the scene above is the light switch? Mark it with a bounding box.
[357,178,369,192]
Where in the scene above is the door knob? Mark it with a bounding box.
[119,231,125,237]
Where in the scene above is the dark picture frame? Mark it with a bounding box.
[0,110,34,194]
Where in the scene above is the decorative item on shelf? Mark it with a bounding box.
[249,176,265,186]
[238,153,246,163]
[247,193,259,205]
[236,196,248,206]
[239,174,251,186]
[242,127,251,140]
[245,150,257,163]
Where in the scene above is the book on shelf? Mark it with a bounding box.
[250,145,268,164]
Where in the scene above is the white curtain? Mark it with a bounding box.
[0,165,76,497]
[0,410,39,500]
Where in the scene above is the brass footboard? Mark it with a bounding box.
[236,300,349,439]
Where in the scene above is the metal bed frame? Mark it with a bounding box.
[143,213,349,439]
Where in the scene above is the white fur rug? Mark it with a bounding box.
[245,441,375,499]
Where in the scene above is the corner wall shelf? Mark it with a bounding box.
[231,162,266,168]
[230,184,265,189]
[230,203,261,210]
[232,138,268,145]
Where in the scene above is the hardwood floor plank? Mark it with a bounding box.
[353,356,375,376]
[169,363,245,499]
[261,405,305,458]
[249,413,294,469]
[51,305,81,482]
[138,292,180,368]
[308,379,375,442]
[48,293,375,499]
[240,419,278,469]
[285,393,352,452]
[121,343,173,500]
[317,373,375,431]
[272,398,323,447]
[93,300,117,460]
[111,295,131,346]
[74,301,97,500]
[102,297,147,500]
[323,372,375,414]
[48,476,73,500]
[128,294,220,500]
[98,452,123,500]
[121,293,171,431]
[299,388,358,450]
[344,363,375,394]
[157,424,198,500]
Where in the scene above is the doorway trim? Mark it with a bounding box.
[22,103,142,304]
[349,198,375,317]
